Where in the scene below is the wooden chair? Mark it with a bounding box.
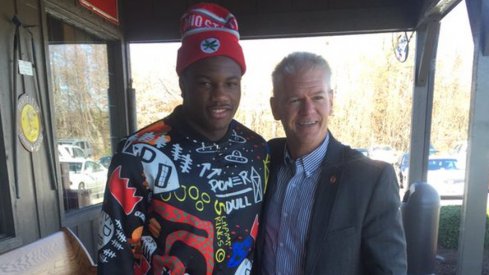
[0,227,97,274]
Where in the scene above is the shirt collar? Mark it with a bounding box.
[283,134,330,177]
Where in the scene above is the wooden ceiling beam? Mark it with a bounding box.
[123,5,416,42]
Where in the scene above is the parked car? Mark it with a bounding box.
[58,138,93,157]
[58,144,86,160]
[429,144,439,155]
[396,153,410,188]
[452,141,467,155]
[368,145,397,164]
[427,156,465,197]
[98,155,112,168]
[354,148,369,157]
[61,159,107,194]
[452,141,467,169]
[395,145,438,188]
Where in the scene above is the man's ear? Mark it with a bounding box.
[270,96,280,120]
[329,89,334,116]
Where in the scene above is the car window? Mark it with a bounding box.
[428,159,458,170]
[58,146,71,159]
[72,147,85,158]
[442,160,458,169]
[76,141,84,149]
[68,162,82,173]
[87,161,103,172]
[428,160,441,170]
[94,162,104,172]
[402,155,409,166]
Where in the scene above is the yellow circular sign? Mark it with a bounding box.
[17,95,43,151]
[20,103,41,142]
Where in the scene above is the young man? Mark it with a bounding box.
[257,52,407,274]
[97,3,269,274]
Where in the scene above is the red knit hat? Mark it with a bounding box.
[176,3,246,76]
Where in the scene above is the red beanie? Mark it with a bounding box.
[176,3,246,76]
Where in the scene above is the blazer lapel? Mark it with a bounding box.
[304,134,346,274]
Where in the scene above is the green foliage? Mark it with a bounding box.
[438,205,489,249]
[438,205,462,248]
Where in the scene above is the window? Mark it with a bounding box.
[47,15,111,211]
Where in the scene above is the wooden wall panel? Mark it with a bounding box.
[0,0,19,255]
[13,0,60,239]
[2,0,41,245]
[15,0,61,239]
[0,0,56,252]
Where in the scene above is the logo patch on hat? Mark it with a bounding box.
[200,38,220,53]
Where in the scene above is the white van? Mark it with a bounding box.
[58,144,86,160]
[58,139,93,157]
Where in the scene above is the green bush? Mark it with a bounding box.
[437,205,489,249]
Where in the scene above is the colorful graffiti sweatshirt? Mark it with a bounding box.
[97,106,269,275]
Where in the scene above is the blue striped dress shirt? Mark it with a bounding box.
[263,135,330,275]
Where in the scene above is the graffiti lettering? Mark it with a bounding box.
[225,195,251,214]
[215,216,231,248]
[214,200,227,215]
[208,172,249,193]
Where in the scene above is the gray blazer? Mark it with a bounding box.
[255,133,407,274]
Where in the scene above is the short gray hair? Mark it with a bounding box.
[272,52,332,96]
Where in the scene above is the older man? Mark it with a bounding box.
[257,51,407,274]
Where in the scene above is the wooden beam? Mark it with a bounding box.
[416,0,462,27]
[482,0,489,55]
[416,21,440,86]
[465,0,488,56]
[44,0,121,40]
[408,22,439,187]
[456,1,489,274]
[238,7,416,38]
[123,6,416,42]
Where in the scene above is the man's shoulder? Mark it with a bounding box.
[115,119,170,151]
[342,146,395,177]
[345,148,391,169]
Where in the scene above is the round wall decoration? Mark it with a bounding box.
[17,94,43,152]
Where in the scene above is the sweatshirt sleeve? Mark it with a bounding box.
[97,145,149,274]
